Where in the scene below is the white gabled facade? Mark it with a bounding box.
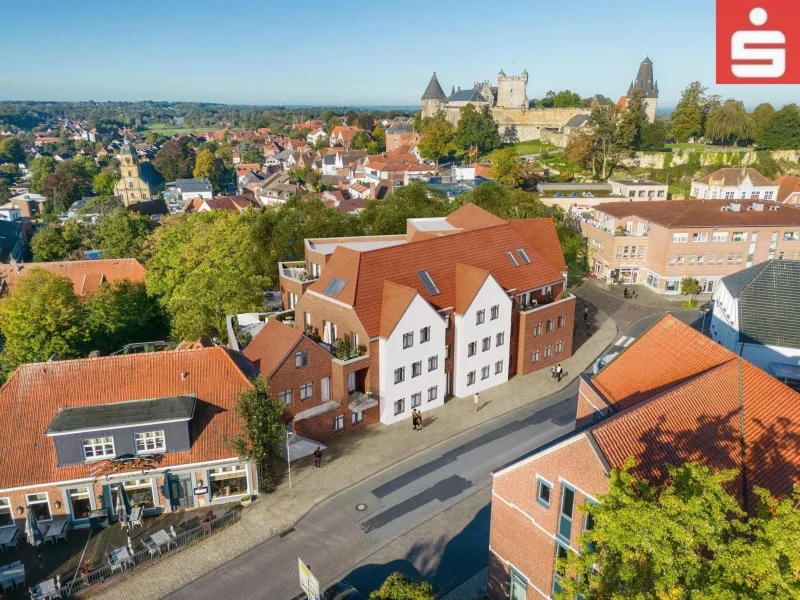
[453,275,513,398]
[691,174,779,201]
[378,294,447,425]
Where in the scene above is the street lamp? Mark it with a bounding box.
[286,421,294,490]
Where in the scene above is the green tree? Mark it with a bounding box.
[453,105,500,154]
[94,210,155,260]
[750,102,775,142]
[371,125,386,152]
[0,270,88,375]
[0,136,24,163]
[78,195,123,219]
[85,280,168,354]
[29,156,57,193]
[93,171,118,196]
[193,149,223,189]
[30,221,87,262]
[238,142,263,165]
[0,182,10,204]
[757,104,800,150]
[361,182,449,235]
[43,158,97,214]
[215,143,234,168]
[349,131,372,150]
[680,276,701,306]
[453,182,546,219]
[153,138,195,181]
[639,121,668,151]
[418,111,455,164]
[228,375,286,492]
[621,89,648,150]
[550,90,583,108]
[755,152,780,179]
[670,81,708,143]
[705,99,755,146]
[557,461,800,600]
[370,573,435,600]
[491,146,523,187]
[413,109,423,133]
[588,103,634,179]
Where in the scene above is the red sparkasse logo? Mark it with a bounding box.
[716,0,800,84]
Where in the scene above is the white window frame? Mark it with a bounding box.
[300,382,313,401]
[0,498,13,528]
[427,386,437,402]
[279,389,293,406]
[133,431,165,455]
[25,492,52,523]
[207,464,250,501]
[732,231,747,242]
[692,232,708,243]
[490,305,499,320]
[333,414,344,431]
[784,231,799,241]
[712,232,728,242]
[672,233,688,243]
[295,350,309,368]
[476,310,485,325]
[428,355,438,372]
[82,436,115,461]
[352,411,363,425]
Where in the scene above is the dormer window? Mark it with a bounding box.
[506,250,520,267]
[82,437,115,461]
[134,431,165,454]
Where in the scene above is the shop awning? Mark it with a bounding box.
[280,434,327,462]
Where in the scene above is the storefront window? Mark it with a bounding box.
[209,465,249,499]
[665,279,680,293]
[124,479,155,509]
[25,493,51,521]
[68,487,92,520]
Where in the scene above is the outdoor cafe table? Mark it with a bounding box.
[109,546,132,570]
[0,565,24,586]
[32,577,57,598]
[150,529,173,547]
[44,520,68,544]
[0,527,18,550]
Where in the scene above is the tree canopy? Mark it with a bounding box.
[370,573,435,600]
[360,182,449,235]
[453,105,500,154]
[491,147,523,188]
[757,104,800,150]
[193,149,224,190]
[43,157,97,214]
[418,111,455,164]
[0,136,24,163]
[94,210,155,261]
[153,138,195,181]
[670,81,711,143]
[704,100,755,146]
[556,461,800,600]
[29,156,57,193]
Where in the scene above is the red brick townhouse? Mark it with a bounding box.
[487,315,800,600]
[267,203,575,433]
[0,347,262,533]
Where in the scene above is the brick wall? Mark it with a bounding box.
[268,336,333,421]
[294,292,369,349]
[488,434,610,598]
[576,376,611,429]
[516,295,576,377]
[293,403,379,441]
[279,276,312,312]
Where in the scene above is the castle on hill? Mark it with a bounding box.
[421,58,658,146]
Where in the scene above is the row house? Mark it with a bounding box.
[487,315,800,600]
[0,258,145,297]
[270,204,575,435]
[690,167,778,201]
[329,126,363,149]
[585,199,800,293]
[0,348,261,534]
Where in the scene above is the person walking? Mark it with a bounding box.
[551,365,556,380]
[416,409,423,430]
[584,305,589,320]
[313,446,322,468]
[556,363,563,382]
[623,287,629,299]
[473,392,480,412]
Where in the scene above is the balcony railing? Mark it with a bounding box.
[349,390,378,412]
[279,261,317,283]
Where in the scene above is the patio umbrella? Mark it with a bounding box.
[115,485,129,529]
[25,507,42,547]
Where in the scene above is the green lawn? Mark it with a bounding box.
[484,140,556,162]
[144,123,225,136]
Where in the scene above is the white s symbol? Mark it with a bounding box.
[731,7,786,78]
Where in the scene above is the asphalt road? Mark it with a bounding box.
[165,310,697,600]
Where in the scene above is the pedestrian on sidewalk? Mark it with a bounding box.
[556,363,563,382]
[584,305,589,320]
[551,365,556,380]
[473,392,480,412]
[587,323,592,337]
[313,446,322,468]
[416,409,423,430]
[623,287,629,299]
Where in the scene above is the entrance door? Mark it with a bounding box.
[167,475,193,510]
[348,372,356,393]
[321,376,331,403]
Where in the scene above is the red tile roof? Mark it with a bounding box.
[446,203,505,230]
[592,314,735,411]
[0,259,145,297]
[243,319,303,377]
[775,174,800,203]
[308,205,565,337]
[592,348,800,504]
[506,219,568,272]
[0,347,256,490]
[594,199,800,228]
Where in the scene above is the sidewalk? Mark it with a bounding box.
[93,298,617,600]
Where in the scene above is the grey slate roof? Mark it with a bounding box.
[421,72,446,101]
[723,260,800,349]
[448,88,488,103]
[168,178,211,193]
[386,121,414,134]
[628,56,659,99]
[565,115,589,128]
[45,395,197,435]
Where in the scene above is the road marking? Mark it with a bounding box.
[622,336,635,347]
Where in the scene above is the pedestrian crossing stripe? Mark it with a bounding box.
[615,336,635,347]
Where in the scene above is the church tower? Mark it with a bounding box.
[113,139,162,206]
[627,57,658,123]
[420,72,447,119]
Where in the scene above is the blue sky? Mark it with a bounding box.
[1,0,797,109]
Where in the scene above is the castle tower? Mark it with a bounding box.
[421,72,447,119]
[627,57,658,123]
[496,69,529,110]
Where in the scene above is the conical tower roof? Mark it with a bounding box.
[421,72,446,101]
[628,57,658,99]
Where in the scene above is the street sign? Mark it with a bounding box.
[298,558,320,600]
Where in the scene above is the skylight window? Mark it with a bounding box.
[516,248,531,264]
[417,270,440,296]
[323,277,347,298]
[505,250,520,267]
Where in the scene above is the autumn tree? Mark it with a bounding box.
[43,158,97,214]
[30,221,88,262]
[491,146,523,187]
[193,149,224,189]
[361,182,449,235]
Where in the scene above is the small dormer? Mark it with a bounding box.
[45,395,196,467]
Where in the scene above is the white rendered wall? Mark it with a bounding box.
[710,282,739,351]
[453,275,512,398]
[378,294,446,425]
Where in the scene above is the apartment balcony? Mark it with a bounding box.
[348,390,378,412]
[517,292,576,315]
[279,261,317,284]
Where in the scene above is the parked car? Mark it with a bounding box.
[323,581,367,600]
